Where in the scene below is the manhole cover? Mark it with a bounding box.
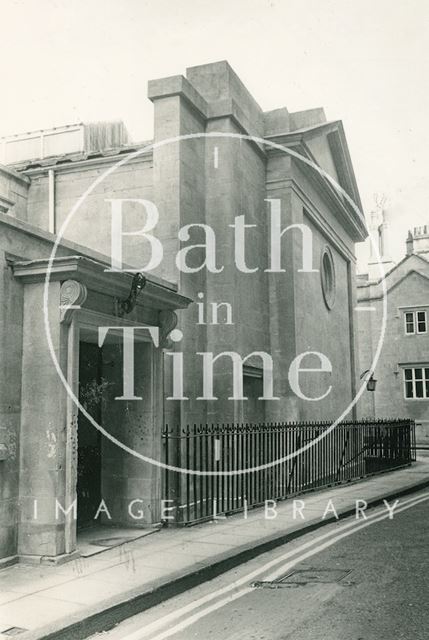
[1,628,28,636]
[253,568,352,589]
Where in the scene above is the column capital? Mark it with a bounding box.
[60,279,87,324]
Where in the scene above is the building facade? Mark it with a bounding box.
[358,220,429,446]
[0,61,366,564]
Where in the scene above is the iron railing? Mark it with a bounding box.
[162,418,416,525]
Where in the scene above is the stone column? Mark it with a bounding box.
[18,279,84,559]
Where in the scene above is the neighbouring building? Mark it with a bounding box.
[0,60,367,564]
[358,217,429,446]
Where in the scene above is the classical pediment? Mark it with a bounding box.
[267,120,367,243]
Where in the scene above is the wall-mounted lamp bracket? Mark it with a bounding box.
[360,368,377,392]
[115,273,146,317]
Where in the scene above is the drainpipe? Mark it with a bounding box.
[48,168,55,234]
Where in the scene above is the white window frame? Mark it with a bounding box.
[403,309,427,335]
[403,366,429,400]
[416,310,427,334]
[404,311,415,335]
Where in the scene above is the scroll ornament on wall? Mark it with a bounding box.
[60,279,88,323]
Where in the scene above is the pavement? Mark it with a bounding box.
[1,459,429,640]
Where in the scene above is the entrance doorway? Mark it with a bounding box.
[243,372,265,424]
[77,341,102,529]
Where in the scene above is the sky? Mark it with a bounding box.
[1,0,428,271]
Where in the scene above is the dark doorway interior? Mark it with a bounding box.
[77,341,103,530]
[243,374,265,424]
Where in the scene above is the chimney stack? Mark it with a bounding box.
[411,225,429,256]
[406,230,414,256]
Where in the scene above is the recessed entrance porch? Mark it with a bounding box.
[75,325,158,539]
[13,255,191,562]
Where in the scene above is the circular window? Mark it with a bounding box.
[321,247,336,309]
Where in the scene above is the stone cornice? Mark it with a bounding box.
[265,122,366,243]
[12,255,192,311]
[327,125,363,211]
[265,121,340,144]
[266,176,357,264]
[0,212,178,292]
[296,147,367,243]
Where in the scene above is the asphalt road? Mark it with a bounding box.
[91,489,429,640]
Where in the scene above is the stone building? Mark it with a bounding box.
[357,219,429,445]
[0,61,366,564]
